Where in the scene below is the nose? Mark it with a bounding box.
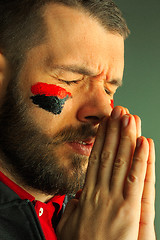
[77,87,112,126]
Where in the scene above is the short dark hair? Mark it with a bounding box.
[0,0,130,71]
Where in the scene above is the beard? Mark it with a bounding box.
[0,78,97,196]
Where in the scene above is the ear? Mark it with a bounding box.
[0,51,10,105]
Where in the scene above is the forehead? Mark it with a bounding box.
[42,3,124,79]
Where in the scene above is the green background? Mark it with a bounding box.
[114,0,160,238]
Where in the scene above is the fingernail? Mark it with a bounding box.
[137,137,143,147]
[111,107,122,119]
[122,115,130,127]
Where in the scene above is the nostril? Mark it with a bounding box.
[85,116,100,125]
[85,116,99,120]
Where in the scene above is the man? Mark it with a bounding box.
[0,0,156,239]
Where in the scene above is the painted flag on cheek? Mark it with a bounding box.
[30,82,72,115]
[110,99,114,109]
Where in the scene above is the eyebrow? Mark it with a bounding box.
[108,78,123,87]
[49,64,123,87]
[50,64,96,76]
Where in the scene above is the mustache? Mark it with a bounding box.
[50,123,97,145]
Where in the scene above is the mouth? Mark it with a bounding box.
[67,138,95,156]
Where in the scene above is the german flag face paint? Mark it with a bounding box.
[30,82,72,115]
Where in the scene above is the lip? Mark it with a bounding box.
[67,138,95,156]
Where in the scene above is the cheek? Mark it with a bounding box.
[30,82,72,115]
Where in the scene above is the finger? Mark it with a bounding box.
[110,114,137,194]
[140,139,155,222]
[82,106,128,200]
[114,106,128,115]
[138,139,156,240]
[96,106,127,188]
[125,108,130,114]
[133,115,141,138]
[83,117,107,194]
[124,136,149,203]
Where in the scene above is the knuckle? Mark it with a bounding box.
[147,160,153,165]
[127,174,138,183]
[89,152,98,165]
[145,178,155,184]
[79,189,90,207]
[141,197,151,205]
[121,135,131,141]
[121,125,136,139]
[93,188,101,205]
[114,157,125,168]
[134,156,145,164]
[108,120,118,131]
[109,126,117,133]
[93,187,108,206]
[100,151,112,168]
[80,187,90,202]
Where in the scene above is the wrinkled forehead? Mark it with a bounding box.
[42,3,124,79]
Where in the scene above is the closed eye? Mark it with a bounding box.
[58,78,113,95]
[58,79,81,85]
[105,88,112,96]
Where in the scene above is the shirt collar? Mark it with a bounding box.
[0,170,65,207]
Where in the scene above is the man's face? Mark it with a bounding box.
[0,4,124,195]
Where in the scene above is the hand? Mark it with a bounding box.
[57,106,155,240]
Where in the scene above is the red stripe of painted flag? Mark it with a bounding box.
[31,82,72,99]
[110,99,114,109]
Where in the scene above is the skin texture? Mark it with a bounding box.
[0,3,156,239]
